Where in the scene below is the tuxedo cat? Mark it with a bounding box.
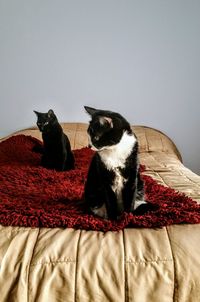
[34,109,74,171]
[84,106,150,220]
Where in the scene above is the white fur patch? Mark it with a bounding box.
[111,168,125,210]
[133,199,147,210]
[99,131,137,169]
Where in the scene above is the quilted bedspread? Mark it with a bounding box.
[0,123,200,302]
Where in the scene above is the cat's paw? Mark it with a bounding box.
[90,204,108,219]
[133,203,159,215]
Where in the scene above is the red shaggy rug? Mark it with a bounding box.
[0,135,200,232]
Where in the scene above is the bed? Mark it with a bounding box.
[0,123,200,302]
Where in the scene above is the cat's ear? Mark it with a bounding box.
[33,110,39,116]
[84,106,97,116]
[99,116,113,128]
[47,109,54,118]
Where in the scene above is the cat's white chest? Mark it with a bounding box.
[99,132,136,170]
[99,132,137,208]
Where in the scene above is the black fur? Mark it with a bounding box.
[34,109,74,171]
[84,106,150,220]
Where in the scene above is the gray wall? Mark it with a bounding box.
[0,1,200,173]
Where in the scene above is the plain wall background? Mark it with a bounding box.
[0,0,199,173]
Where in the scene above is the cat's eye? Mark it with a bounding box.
[44,122,49,126]
[94,136,100,141]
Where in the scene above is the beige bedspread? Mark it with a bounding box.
[0,124,200,302]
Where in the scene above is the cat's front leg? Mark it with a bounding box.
[90,203,108,219]
[132,174,158,215]
[84,156,108,217]
[90,189,118,220]
[132,182,147,211]
[132,173,148,213]
[86,186,110,219]
[105,187,120,220]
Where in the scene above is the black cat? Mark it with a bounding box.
[84,106,152,220]
[33,109,74,171]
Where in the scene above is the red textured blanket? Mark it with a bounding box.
[0,135,200,231]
